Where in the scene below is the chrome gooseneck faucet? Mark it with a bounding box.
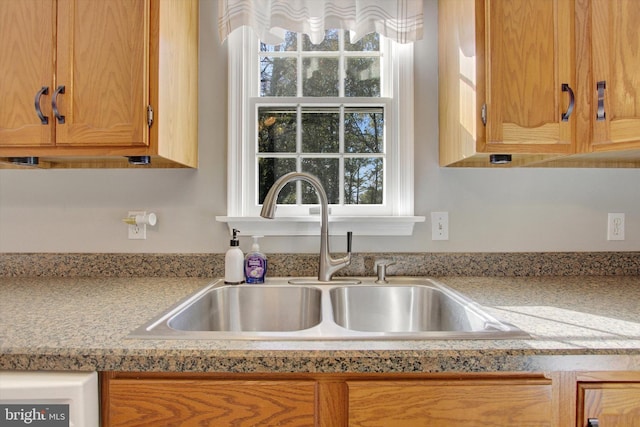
[260,172,353,282]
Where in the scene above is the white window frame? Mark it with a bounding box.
[217,28,424,236]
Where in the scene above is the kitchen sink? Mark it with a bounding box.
[169,286,322,332]
[330,285,497,333]
[129,278,529,340]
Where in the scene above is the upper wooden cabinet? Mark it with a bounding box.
[0,0,198,168]
[56,0,148,148]
[484,1,575,153]
[0,0,56,147]
[439,0,640,167]
[439,0,576,167]
[586,0,640,152]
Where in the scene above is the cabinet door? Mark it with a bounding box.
[347,380,553,427]
[578,383,640,427]
[0,0,55,146]
[55,0,148,147]
[590,0,640,151]
[483,0,574,153]
[105,379,317,426]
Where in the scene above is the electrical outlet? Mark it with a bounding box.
[607,213,625,241]
[431,212,449,241]
[128,211,147,240]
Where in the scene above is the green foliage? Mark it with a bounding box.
[258,30,384,206]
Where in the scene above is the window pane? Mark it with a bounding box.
[302,30,339,51]
[260,57,297,97]
[345,158,383,204]
[303,57,339,96]
[345,57,380,97]
[252,30,390,212]
[301,158,339,204]
[258,157,297,204]
[344,108,384,153]
[258,109,296,152]
[301,109,339,153]
[345,32,380,51]
[260,32,297,52]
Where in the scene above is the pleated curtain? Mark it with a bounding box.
[218,0,424,44]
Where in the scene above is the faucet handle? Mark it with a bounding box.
[346,231,353,253]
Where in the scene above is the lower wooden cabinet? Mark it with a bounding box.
[102,375,318,426]
[102,373,553,427]
[577,382,640,427]
[101,371,640,427]
[347,379,553,426]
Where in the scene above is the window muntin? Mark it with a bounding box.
[260,31,381,98]
[256,105,385,207]
[254,31,387,214]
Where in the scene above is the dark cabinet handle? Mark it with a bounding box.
[561,83,575,122]
[596,81,606,121]
[52,85,66,124]
[34,86,49,124]
[587,418,599,427]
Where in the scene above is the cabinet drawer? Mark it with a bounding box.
[578,382,640,427]
[347,379,553,427]
[105,379,317,427]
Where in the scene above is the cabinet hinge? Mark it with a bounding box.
[147,105,154,127]
[481,104,487,126]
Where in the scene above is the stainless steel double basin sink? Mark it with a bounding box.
[130,278,528,340]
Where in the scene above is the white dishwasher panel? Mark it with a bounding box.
[0,371,98,427]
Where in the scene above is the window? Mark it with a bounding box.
[256,30,387,216]
[219,27,423,236]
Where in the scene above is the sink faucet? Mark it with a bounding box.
[260,172,353,282]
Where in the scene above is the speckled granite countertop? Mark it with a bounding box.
[1,276,639,373]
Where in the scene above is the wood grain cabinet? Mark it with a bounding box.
[582,0,640,154]
[347,379,553,426]
[101,373,554,427]
[103,376,318,426]
[439,0,576,167]
[577,382,640,427]
[102,372,640,426]
[0,0,198,168]
[0,0,57,148]
[439,0,640,167]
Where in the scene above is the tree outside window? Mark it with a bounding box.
[257,31,384,209]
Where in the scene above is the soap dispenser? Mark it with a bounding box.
[245,235,267,284]
[224,228,244,284]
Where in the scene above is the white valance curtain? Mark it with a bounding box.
[218,0,424,45]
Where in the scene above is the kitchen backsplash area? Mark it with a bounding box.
[1,252,639,278]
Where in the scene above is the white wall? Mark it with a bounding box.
[0,0,638,254]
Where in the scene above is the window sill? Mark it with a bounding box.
[216,216,425,236]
